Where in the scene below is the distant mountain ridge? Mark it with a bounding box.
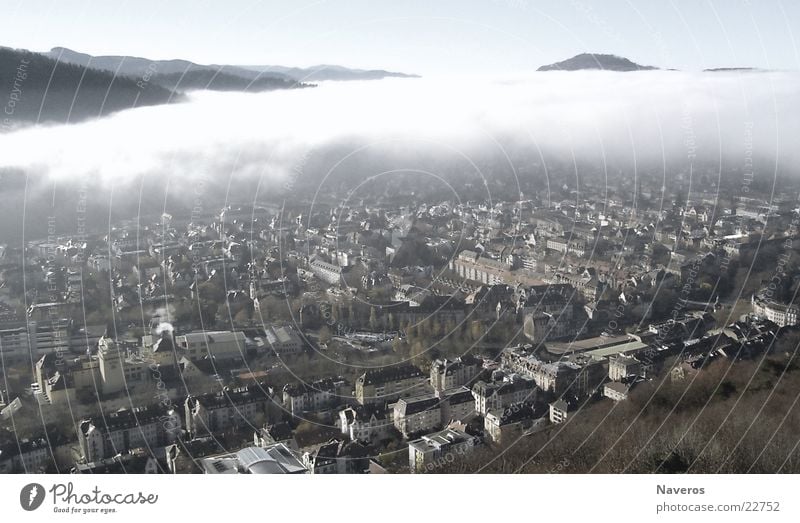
[45,47,302,91]
[46,47,220,77]
[538,53,659,71]
[703,67,761,72]
[46,47,416,83]
[240,64,419,81]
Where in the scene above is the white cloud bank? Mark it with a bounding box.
[0,71,798,190]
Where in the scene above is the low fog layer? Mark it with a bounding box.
[1,71,798,190]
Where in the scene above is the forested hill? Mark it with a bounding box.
[538,53,659,71]
[0,46,177,126]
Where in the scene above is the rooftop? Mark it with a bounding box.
[200,444,307,474]
[546,334,633,355]
[408,428,477,452]
[358,364,424,385]
[584,340,649,360]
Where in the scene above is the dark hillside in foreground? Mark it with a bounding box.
[0,46,177,125]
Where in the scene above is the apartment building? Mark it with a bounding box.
[549,400,569,424]
[185,385,276,437]
[502,346,604,397]
[0,326,29,363]
[545,236,587,257]
[484,403,538,444]
[393,395,443,438]
[392,384,476,439]
[751,295,799,327]
[78,405,181,462]
[608,355,642,381]
[302,439,368,474]
[339,404,392,443]
[355,364,428,405]
[449,250,512,285]
[471,378,536,416]
[282,377,344,416]
[309,257,344,285]
[430,355,483,392]
[408,428,479,473]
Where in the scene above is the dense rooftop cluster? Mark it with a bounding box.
[2,179,800,473]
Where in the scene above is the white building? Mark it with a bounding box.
[309,257,343,285]
[264,325,303,355]
[408,428,479,473]
[471,378,536,416]
[608,355,642,382]
[549,400,569,424]
[604,382,630,401]
[751,295,799,327]
[339,405,392,443]
[176,330,246,361]
[449,250,511,285]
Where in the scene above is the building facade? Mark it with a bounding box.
[430,355,483,392]
[408,428,479,473]
[78,405,181,462]
[185,385,275,437]
[355,364,428,405]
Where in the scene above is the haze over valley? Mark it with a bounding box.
[1,51,798,240]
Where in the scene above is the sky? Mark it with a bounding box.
[2,0,799,75]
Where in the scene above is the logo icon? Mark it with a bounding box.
[20,483,45,511]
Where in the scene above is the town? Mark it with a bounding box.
[1,172,799,474]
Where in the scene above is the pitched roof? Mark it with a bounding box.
[358,364,424,385]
